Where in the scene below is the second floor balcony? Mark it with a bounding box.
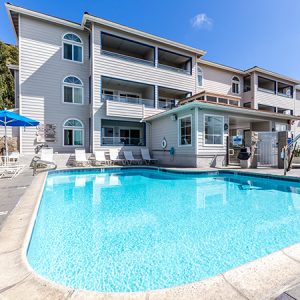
[102,94,155,108]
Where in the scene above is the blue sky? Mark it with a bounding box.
[1,0,300,78]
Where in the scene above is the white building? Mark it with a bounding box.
[5,3,300,167]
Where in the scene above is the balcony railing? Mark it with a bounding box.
[102,94,155,108]
[158,100,175,109]
[101,137,145,146]
[157,63,190,75]
[101,50,154,66]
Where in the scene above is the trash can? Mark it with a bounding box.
[238,147,251,168]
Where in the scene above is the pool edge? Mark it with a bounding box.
[1,167,300,299]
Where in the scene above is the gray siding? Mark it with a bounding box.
[19,15,90,153]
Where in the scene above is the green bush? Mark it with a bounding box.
[0,41,18,109]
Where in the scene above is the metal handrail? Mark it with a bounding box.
[101,50,154,66]
[101,137,145,146]
[102,94,155,108]
[283,134,300,175]
[157,63,190,74]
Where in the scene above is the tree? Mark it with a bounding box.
[0,42,18,110]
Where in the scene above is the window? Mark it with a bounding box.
[206,96,217,102]
[63,119,84,146]
[243,76,251,92]
[63,76,83,104]
[120,129,142,146]
[63,33,83,62]
[179,115,192,146]
[197,67,203,86]
[204,115,224,145]
[232,76,240,94]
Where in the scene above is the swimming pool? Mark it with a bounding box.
[27,168,300,293]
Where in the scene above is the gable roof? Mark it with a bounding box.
[5,3,206,56]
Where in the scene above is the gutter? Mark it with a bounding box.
[144,101,300,122]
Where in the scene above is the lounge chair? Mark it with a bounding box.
[123,151,142,165]
[32,147,57,175]
[74,149,89,167]
[109,149,125,165]
[141,148,158,165]
[0,165,24,179]
[94,150,110,166]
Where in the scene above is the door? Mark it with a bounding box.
[256,132,278,167]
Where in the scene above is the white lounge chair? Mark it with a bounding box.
[32,147,57,175]
[0,165,24,179]
[94,150,110,166]
[123,151,142,165]
[109,149,125,165]
[141,148,158,165]
[75,149,89,167]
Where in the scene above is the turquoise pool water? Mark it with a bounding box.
[27,169,300,292]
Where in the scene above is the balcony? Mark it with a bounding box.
[101,32,155,66]
[158,86,190,109]
[158,48,192,75]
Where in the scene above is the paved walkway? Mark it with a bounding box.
[0,167,34,229]
[2,165,300,299]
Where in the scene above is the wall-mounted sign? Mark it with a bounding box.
[232,135,243,146]
[37,124,56,143]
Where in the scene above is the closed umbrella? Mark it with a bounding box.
[0,110,39,164]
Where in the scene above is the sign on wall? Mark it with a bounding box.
[37,124,56,143]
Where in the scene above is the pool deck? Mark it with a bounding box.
[1,165,300,299]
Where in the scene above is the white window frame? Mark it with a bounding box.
[231,76,240,95]
[62,76,84,105]
[203,114,224,147]
[62,32,83,63]
[197,66,204,87]
[63,118,84,147]
[178,114,192,147]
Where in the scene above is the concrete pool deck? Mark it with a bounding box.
[2,166,300,299]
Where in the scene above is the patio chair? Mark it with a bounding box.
[123,150,142,165]
[0,164,24,179]
[32,147,57,175]
[94,150,110,166]
[109,149,125,165]
[74,149,89,167]
[141,148,158,165]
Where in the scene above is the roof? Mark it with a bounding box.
[144,101,300,122]
[198,60,300,84]
[244,66,300,84]
[198,59,245,75]
[5,3,206,56]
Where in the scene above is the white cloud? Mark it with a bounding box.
[190,13,213,29]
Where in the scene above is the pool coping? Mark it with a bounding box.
[1,167,300,299]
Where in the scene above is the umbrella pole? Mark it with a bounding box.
[4,116,8,165]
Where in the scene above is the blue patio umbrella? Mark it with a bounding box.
[0,110,40,163]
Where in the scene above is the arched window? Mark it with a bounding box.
[197,67,203,87]
[63,119,84,146]
[232,76,240,94]
[63,76,83,104]
[63,33,83,62]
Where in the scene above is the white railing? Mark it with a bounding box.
[101,137,145,146]
[157,63,190,75]
[102,94,155,108]
[101,50,154,66]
